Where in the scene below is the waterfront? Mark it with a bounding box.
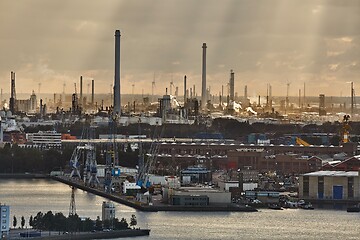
[1,179,360,240]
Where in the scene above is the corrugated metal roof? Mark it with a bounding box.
[303,170,359,177]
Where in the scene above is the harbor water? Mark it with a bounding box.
[1,179,360,240]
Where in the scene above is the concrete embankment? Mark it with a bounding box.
[51,176,155,212]
[11,229,150,240]
[51,176,258,212]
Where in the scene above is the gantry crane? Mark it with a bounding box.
[341,115,351,144]
[103,114,121,193]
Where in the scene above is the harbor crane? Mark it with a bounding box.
[69,123,100,188]
[136,125,164,189]
[103,114,121,193]
[341,115,351,144]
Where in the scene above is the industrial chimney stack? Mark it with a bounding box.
[230,70,234,102]
[113,30,121,115]
[91,79,94,107]
[184,75,187,102]
[9,71,16,114]
[201,43,207,109]
[80,76,83,106]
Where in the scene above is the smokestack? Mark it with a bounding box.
[269,84,272,108]
[244,85,248,102]
[80,76,83,106]
[40,99,43,117]
[113,30,121,115]
[10,71,16,113]
[193,84,196,97]
[351,82,354,115]
[91,79,94,107]
[303,82,306,108]
[230,70,235,101]
[184,75,187,102]
[201,43,207,109]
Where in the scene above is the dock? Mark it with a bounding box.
[51,176,258,212]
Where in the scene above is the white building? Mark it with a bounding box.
[0,204,10,238]
[102,201,115,222]
[26,131,62,148]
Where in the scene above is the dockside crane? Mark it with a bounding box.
[103,114,121,193]
[83,124,100,187]
[136,125,164,189]
[341,114,351,144]
[69,123,99,188]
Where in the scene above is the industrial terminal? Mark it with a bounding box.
[1,27,360,238]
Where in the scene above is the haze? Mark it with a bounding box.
[0,0,359,97]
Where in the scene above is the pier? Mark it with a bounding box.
[51,176,257,212]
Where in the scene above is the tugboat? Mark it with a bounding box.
[347,204,360,213]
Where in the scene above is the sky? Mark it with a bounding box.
[1,0,360,98]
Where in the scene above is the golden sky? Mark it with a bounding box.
[0,0,360,97]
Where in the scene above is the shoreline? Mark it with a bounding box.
[9,229,150,240]
[2,174,358,210]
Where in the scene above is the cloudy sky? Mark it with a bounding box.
[0,0,360,98]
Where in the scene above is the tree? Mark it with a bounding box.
[42,211,54,231]
[116,218,128,230]
[29,215,33,228]
[13,216,17,229]
[33,212,44,230]
[130,215,137,228]
[53,212,67,233]
[95,216,102,230]
[67,214,81,233]
[82,218,94,232]
[103,219,111,229]
[21,216,25,229]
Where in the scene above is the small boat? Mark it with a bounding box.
[268,203,283,210]
[347,204,360,213]
[299,203,314,210]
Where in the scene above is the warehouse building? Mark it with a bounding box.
[299,171,360,200]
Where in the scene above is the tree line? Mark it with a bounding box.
[12,211,137,232]
[0,144,140,174]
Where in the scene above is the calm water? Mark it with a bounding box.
[1,179,360,240]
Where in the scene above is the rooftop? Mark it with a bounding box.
[303,170,359,177]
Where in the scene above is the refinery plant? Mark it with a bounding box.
[1,29,360,213]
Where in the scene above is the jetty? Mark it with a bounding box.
[52,176,257,212]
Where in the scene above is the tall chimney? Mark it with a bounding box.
[80,76,83,106]
[244,85,248,102]
[230,70,234,102]
[201,43,207,109]
[184,75,187,102]
[269,84,272,108]
[10,71,16,114]
[113,30,121,115]
[40,99,43,118]
[91,79,94,107]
